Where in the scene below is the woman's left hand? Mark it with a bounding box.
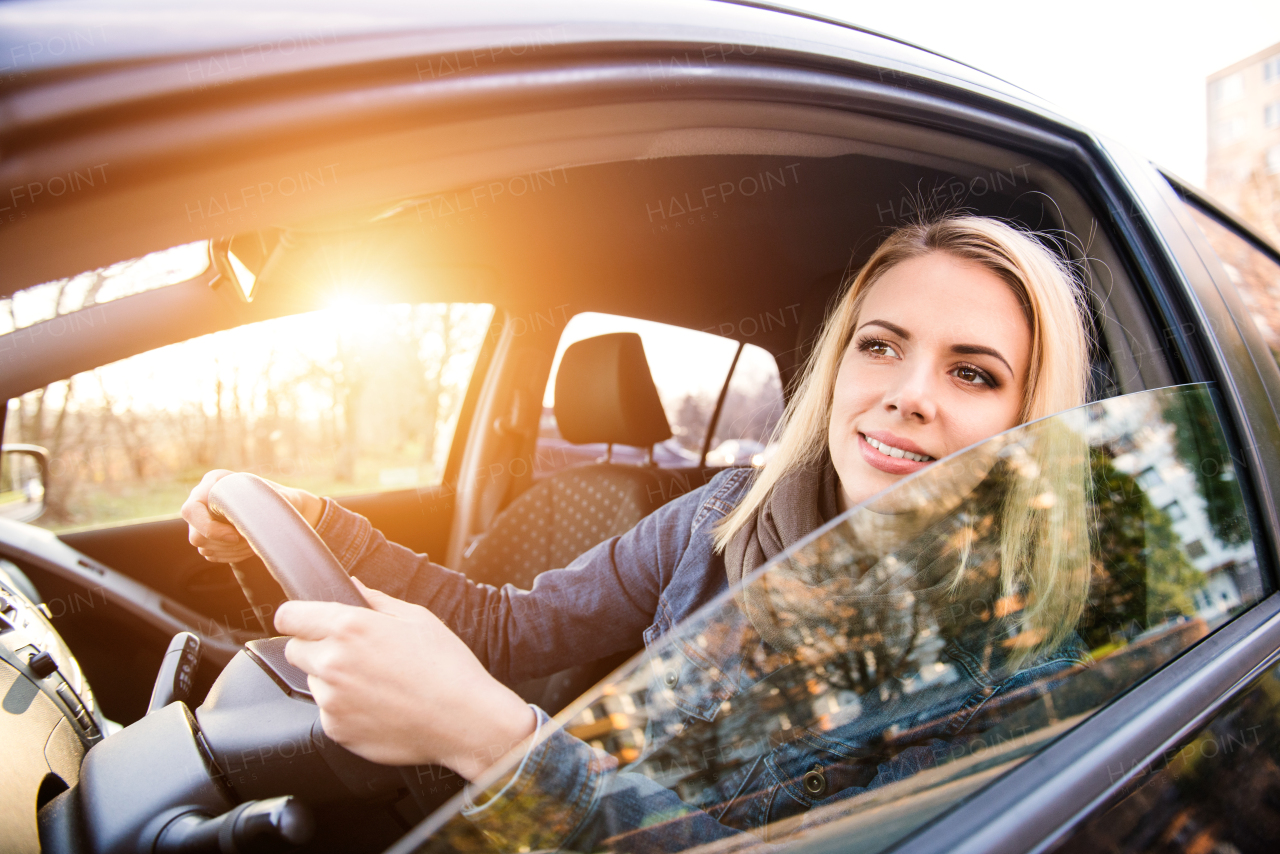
[275,579,536,780]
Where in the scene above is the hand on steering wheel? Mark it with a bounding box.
[190,472,536,782]
[276,579,537,778]
[182,470,323,564]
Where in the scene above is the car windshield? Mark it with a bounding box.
[402,385,1262,854]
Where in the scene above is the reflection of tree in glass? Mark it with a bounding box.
[1081,452,1203,651]
[641,444,1214,813]
[1162,386,1251,548]
[634,478,1025,809]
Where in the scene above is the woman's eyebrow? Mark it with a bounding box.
[952,344,1014,376]
[857,319,911,339]
[858,321,1015,377]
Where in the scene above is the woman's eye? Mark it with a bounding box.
[953,365,994,387]
[860,339,898,358]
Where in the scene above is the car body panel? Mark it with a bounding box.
[1099,145,1280,584]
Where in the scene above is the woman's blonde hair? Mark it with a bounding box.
[715,216,1094,665]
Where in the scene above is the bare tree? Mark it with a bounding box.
[333,331,364,483]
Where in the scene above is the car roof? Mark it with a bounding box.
[0,0,1069,122]
[0,0,1110,296]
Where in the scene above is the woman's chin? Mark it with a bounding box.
[842,463,903,509]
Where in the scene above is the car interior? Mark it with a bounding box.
[1,96,1216,851]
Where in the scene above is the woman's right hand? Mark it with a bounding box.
[276,578,537,777]
[181,470,323,564]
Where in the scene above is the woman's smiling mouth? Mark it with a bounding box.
[857,431,935,475]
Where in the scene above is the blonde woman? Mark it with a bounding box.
[184,215,1095,848]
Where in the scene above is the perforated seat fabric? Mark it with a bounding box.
[460,463,690,711]
[458,332,681,710]
[459,464,673,590]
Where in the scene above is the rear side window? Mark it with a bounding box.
[706,343,785,467]
[538,313,739,469]
[536,314,786,474]
[1182,204,1280,370]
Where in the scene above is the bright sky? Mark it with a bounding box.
[787,0,1280,187]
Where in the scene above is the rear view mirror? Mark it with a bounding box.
[210,229,281,303]
[0,444,48,523]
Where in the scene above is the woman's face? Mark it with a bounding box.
[828,251,1032,512]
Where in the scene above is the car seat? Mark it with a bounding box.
[458,332,686,591]
[457,333,688,710]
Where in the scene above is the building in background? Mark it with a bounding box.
[1206,40,1280,245]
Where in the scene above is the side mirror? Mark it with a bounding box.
[0,444,48,523]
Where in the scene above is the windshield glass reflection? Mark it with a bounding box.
[400,384,1260,854]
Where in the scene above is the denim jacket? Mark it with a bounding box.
[315,468,1088,852]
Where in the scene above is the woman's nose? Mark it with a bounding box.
[883,364,938,423]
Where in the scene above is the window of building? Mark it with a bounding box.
[1186,539,1207,559]
[1213,116,1247,147]
[1269,143,1280,174]
[1211,72,1245,104]
[1162,500,1187,522]
[1137,466,1163,489]
[1265,101,1280,129]
[1265,55,1280,83]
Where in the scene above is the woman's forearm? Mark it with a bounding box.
[310,497,659,686]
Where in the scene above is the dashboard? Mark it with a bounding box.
[0,529,405,854]
[0,558,104,849]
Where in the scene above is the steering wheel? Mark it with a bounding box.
[207,473,367,609]
[201,474,455,825]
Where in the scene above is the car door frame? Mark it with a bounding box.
[340,49,1280,854]
[825,147,1280,854]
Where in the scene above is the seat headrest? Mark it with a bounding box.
[553,333,673,448]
